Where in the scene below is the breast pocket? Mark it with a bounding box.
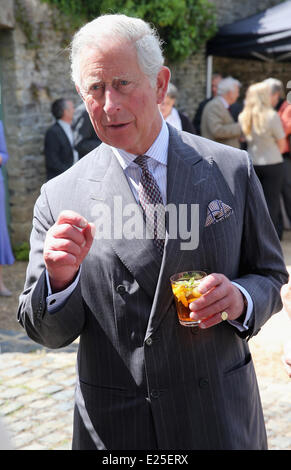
[199,211,242,274]
[203,211,235,241]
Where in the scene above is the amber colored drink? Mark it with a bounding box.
[170,271,207,326]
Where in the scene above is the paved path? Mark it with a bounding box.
[1,232,291,450]
[0,331,77,450]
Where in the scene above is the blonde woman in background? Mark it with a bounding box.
[239,81,286,239]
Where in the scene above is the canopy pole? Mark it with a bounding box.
[206,55,213,99]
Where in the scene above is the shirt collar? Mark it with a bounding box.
[111,118,169,170]
[57,119,72,132]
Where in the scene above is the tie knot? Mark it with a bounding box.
[134,155,149,170]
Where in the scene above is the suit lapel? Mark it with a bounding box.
[103,149,163,300]
[77,144,162,301]
[145,127,212,339]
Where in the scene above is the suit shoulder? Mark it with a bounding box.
[45,122,56,135]
[178,130,250,170]
[45,122,63,139]
[203,97,221,112]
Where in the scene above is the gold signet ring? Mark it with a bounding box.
[221,311,228,321]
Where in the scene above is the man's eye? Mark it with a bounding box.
[120,80,129,86]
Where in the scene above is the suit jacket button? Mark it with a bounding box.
[191,327,198,335]
[145,337,153,346]
[116,285,126,295]
[199,378,209,389]
[150,389,160,399]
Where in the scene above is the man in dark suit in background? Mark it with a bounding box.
[44,98,78,180]
[192,73,222,135]
[72,102,101,158]
[19,14,288,450]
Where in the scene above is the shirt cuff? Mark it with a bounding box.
[229,281,253,332]
[45,268,81,314]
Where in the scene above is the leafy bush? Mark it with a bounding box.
[42,0,217,62]
[13,242,30,261]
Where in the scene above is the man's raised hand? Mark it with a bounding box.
[44,210,95,292]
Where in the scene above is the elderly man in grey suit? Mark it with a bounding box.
[201,77,242,148]
[18,14,288,450]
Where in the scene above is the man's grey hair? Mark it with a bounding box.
[264,78,284,97]
[70,14,165,90]
[217,77,241,96]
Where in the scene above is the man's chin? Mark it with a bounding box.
[101,133,139,153]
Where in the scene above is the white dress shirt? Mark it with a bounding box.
[46,119,253,331]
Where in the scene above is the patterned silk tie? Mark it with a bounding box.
[134,155,165,256]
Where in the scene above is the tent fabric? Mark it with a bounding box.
[207,1,291,61]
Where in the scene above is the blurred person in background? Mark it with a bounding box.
[192,73,222,135]
[264,78,291,229]
[239,81,285,239]
[159,83,196,133]
[201,76,242,148]
[44,98,78,180]
[0,120,14,297]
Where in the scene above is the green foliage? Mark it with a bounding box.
[13,242,30,261]
[41,0,217,62]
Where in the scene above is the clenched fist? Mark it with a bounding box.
[44,210,95,292]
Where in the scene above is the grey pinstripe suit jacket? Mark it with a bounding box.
[18,125,288,450]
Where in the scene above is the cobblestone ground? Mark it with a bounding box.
[0,344,77,450]
[1,232,291,450]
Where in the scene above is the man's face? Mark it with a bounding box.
[228,85,240,105]
[63,100,75,123]
[77,41,169,155]
[212,76,221,96]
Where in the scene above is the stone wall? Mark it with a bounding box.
[0,0,15,29]
[1,0,290,244]
[1,0,79,244]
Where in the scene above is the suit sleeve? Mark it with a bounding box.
[232,154,288,339]
[17,185,86,349]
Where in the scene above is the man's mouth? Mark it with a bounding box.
[107,122,130,129]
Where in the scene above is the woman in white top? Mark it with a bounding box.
[239,81,285,239]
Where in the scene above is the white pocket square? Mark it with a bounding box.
[205,200,233,227]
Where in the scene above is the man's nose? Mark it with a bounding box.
[103,87,121,115]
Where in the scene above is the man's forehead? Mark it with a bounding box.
[80,39,136,62]
[79,44,142,84]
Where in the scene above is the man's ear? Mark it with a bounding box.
[156,66,171,105]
